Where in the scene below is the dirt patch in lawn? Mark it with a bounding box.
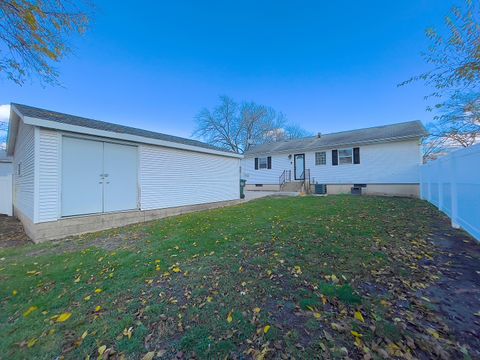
[419,218,480,357]
[0,215,31,248]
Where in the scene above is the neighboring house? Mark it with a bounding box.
[241,121,427,197]
[6,103,242,242]
[0,149,13,216]
[0,149,12,176]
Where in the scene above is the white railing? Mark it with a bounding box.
[420,143,480,242]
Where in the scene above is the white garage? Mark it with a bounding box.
[6,103,242,242]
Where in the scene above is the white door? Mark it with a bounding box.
[103,142,138,212]
[62,137,104,216]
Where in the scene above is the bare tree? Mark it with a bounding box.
[193,96,310,153]
[424,92,480,160]
[0,0,92,85]
[402,0,480,157]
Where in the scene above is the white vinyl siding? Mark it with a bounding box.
[307,140,421,184]
[37,129,61,222]
[139,145,240,210]
[243,140,422,185]
[13,120,35,221]
[241,154,291,185]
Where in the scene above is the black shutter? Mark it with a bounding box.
[254,158,259,170]
[353,147,360,164]
[332,150,338,166]
[267,156,272,169]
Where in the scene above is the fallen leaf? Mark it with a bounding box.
[123,327,133,339]
[95,306,102,312]
[56,312,72,322]
[23,306,38,317]
[253,307,261,313]
[141,351,155,360]
[98,345,107,355]
[12,290,18,296]
[263,325,271,334]
[27,338,38,348]
[84,295,91,301]
[95,288,103,294]
[354,311,365,323]
[227,311,233,323]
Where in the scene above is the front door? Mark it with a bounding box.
[294,154,305,180]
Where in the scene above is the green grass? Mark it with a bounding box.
[0,195,451,359]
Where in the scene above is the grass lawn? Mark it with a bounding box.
[0,196,463,359]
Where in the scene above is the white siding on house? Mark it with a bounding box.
[13,120,35,221]
[37,128,60,222]
[241,155,290,185]
[243,139,421,185]
[308,140,421,184]
[140,144,240,210]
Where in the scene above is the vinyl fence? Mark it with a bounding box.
[420,143,480,242]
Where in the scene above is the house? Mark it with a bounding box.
[6,103,242,242]
[0,149,12,177]
[241,121,427,197]
[0,149,13,216]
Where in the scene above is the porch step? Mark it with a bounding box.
[280,182,303,192]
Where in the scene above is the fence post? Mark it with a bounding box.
[438,161,444,211]
[450,152,460,229]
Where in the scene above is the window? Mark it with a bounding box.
[315,151,326,165]
[255,156,271,169]
[338,148,353,165]
[17,163,21,176]
[258,157,268,169]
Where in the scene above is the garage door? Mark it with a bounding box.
[61,137,138,217]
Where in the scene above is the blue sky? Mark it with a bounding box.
[0,1,455,139]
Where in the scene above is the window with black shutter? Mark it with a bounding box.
[267,156,272,169]
[254,158,259,170]
[332,150,338,166]
[353,147,360,164]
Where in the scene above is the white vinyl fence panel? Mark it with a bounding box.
[0,174,13,216]
[420,144,480,241]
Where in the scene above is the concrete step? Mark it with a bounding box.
[281,182,303,192]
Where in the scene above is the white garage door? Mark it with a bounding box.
[62,137,138,217]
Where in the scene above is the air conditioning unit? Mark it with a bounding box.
[314,184,327,195]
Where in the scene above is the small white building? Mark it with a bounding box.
[242,121,426,197]
[6,103,242,242]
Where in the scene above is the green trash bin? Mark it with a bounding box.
[240,179,247,199]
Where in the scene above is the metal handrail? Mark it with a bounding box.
[279,170,286,186]
[279,170,292,186]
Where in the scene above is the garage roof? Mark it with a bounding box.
[10,103,241,158]
[245,120,427,156]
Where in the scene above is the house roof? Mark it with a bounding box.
[244,120,427,156]
[9,103,241,158]
[0,149,12,163]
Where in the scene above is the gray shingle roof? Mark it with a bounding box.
[12,103,228,153]
[244,120,427,156]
